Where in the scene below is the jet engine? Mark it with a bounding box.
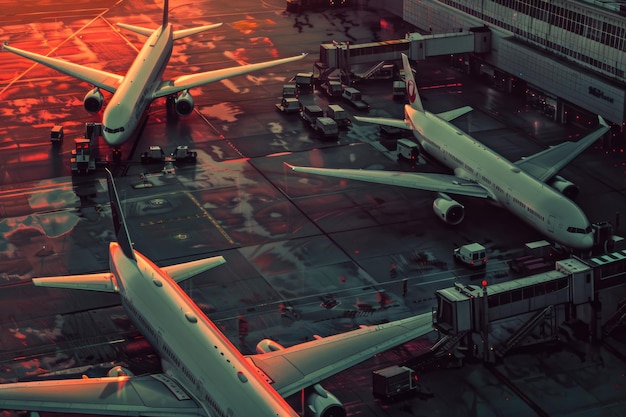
[84,87,104,113]
[255,339,347,417]
[174,90,194,116]
[548,175,579,200]
[304,384,346,417]
[433,195,464,225]
[107,365,134,377]
[256,338,284,353]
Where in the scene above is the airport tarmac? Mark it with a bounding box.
[1,0,626,416]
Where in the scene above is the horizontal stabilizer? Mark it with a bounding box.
[287,164,490,198]
[116,23,155,37]
[163,255,226,283]
[173,23,223,40]
[354,116,412,130]
[33,273,118,293]
[436,106,473,122]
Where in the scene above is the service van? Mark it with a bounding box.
[282,84,297,99]
[454,243,487,268]
[301,105,324,126]
[397,138,419,161]
[313,117,339,139]
[295,72,314,93]
[326,104,350,128]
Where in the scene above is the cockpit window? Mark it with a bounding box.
[567,226,592,234]
[104,126,125,134]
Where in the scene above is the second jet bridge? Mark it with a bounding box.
[431,257,598,360]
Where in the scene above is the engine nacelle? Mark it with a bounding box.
[433,196,464,225]
[256,339,285,354]
[84,87,104,113]
[305,384,346,417]
[174,90,194,116]
[548,175,579,200]
[107,365,134,377]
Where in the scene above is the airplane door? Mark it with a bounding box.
[547,215,556,233]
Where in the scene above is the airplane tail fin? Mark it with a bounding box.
[105,168,136,261]
[401,53,424,113]
[163,0,169,27]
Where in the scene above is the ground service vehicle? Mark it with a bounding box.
[392,81,406,100]
[313,117,339,139]
[397,138,419,161]
[70,122,106,175]
[275,97,302,113]
[295,72,314,93]
[141,145,197,164]
[50,125,64,143]
[301,104,324,126]
[282,84,297,98]
[326,104,350,128]
[454,243,487,267]
[70,139,96,174]
[372,365,418,401]
[342,87,369,110]
[321,80,343,97]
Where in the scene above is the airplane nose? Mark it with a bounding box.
[579,234,594,250]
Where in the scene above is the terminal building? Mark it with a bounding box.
[337,0,626,139]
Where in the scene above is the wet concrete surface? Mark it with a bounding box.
[1,0,626,416]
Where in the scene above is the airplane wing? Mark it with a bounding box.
[287,164,491,199]
[33,273,118,292]
[163,255,226,283]
[153,53,308,98]
[514,115,609,182]
[0,374,203,417]
[3,42,123,93]
[248,313,433,397]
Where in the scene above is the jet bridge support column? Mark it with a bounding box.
[481,280,491,364]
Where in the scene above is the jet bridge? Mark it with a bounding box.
[317,27,491,80]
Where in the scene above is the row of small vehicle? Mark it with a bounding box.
[275,72,371,140]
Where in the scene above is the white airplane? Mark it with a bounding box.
[0,168,433,417]
[3,0,306,152]
[288,53,609,250]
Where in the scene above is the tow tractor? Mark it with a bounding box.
[141,145,197,164]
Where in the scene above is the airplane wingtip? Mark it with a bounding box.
[283,162,295,170]
[598,115,608,128]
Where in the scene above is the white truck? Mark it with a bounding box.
[301,105,324,126]
[313,117,338,139]
[454,243,487,268]
[326,104,350,128]
[342,87,370,110]
[397,138,419,161]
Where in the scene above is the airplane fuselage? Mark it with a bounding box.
[108,243,300,417]
[407,106,594,249]
[102,25,174,147]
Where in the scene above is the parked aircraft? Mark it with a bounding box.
[0,168,433,417]
[3,0,306,153]
[288,53,609,250]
